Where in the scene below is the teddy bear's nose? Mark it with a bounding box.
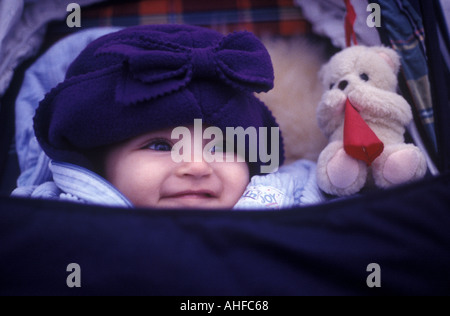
[338,80,349,91]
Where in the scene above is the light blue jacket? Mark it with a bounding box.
[12,159,325,210]
[234,159,324,209]
[12,161,133,208]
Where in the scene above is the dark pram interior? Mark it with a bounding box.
[0,0,449,295]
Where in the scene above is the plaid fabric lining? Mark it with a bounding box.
[374,0,438,155]
[48,0,311,39]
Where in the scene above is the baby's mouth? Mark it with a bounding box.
[163,190,217,200]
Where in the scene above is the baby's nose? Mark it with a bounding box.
[338,80,349,91]
[177,160,213,179]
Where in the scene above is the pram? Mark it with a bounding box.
[0,0,449,295]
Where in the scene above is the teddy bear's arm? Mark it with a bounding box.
[348,86,413,127]
[317,89,347,137]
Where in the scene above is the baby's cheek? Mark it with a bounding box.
[126,166,163,207]
[109,156,160,207]
[220,161,250,207]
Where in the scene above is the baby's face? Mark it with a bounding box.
[103,126,250,209]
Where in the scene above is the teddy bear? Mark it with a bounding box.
[316,45,427,196]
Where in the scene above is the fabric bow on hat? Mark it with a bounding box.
[94,31,274,105]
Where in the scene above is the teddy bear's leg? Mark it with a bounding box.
[317,141,368,196]
[372,144,427,188]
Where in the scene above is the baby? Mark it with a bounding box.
[13,25,324,210]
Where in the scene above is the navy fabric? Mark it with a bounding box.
[1,173,450,296]
[420,0,450,172]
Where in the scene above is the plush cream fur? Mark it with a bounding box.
[316,46,427,196]
[258,37,328,164]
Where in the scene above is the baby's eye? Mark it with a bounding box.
[212,145,228,154]
[209,141,233,154]
[145,140,173,152]
[210,144,225,154]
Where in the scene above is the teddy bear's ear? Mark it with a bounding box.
[373,46,401,74]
